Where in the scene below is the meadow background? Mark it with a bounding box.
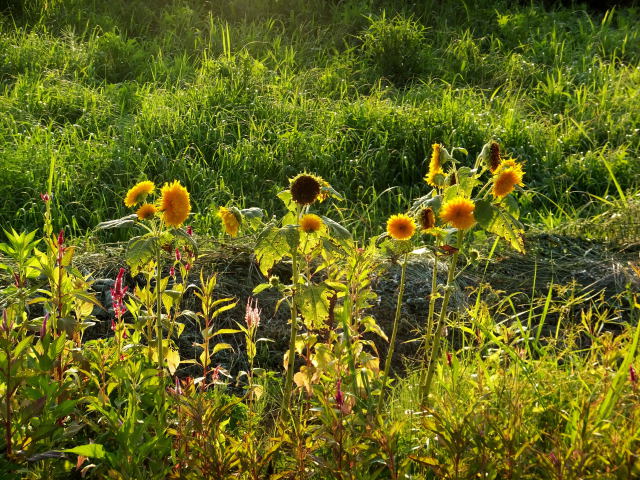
[1,1,640,479]
[1,0,639,240]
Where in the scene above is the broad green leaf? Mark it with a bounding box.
[125,234,159,275]
[255,225,297,276]
[97,215,138,230]
[166,348,180,374]
[63,444,106,459]
[240,207,264,219]
[296,285,330,329]
[321,216,351,240]
[212,343,233,355]
[475,200,525,253]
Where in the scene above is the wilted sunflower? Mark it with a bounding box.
[418,207,436,232]
[124,181,155,207]
[218,207,240,237]
[299,214,323,233]
[489,141,501,173]
[159,180,190,227]
[386,214,416,240]
[425,143,445,188]
[492,163,524,199]
[440,198,476,230]
[290,173,323,205]
[136,203,157,220]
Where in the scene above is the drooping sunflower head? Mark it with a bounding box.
[418,207,436,232]
[136,203,157,220]
[492,163,524,199]
[159,180,191,227]
[299,214,324,234]
[218,207,241,237]
[386,214,416,240]
[425,143,445,188]
[124,181,155,207]
[440,198,476,230]
[489,141,501,173]
[290,173,323,205]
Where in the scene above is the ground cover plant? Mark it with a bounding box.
[1,0,640,479]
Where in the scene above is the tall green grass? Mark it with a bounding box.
[1,0,638,238]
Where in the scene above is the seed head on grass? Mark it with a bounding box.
[124,181,155,207]
[299,213,323,233]
[218,207,240,237]
[387,214,416,240]
[159,180,190,227]
[440,198,476,230]
[290,173,323,205]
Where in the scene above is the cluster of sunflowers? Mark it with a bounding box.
[124,179,191,228]
[386,141,525,244]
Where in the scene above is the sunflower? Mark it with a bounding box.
[488,141,501,173]
[124,181,155,207]
[299,214,323,233]
[418,207,436,231]
[386,214,416,240]
[218,207,240,237]
[492,164,524,199]
[440,198,476,230]
[425,143,445,188]
[136,203,157,220]
[159,181,190,227]
[290,174,322,205]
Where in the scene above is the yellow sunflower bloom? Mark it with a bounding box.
[159,180,190,227]
[440,198,476,230]
[425,143,444,188]
[492,164,524,199]
[218,207,240,237]
[136,203,157,220]
[299,214,323,233]
[386,214,416,240]
[124,181,155,207]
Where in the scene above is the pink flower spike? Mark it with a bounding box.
[57,229,64,247]
[185,263,191,272]
[40,313,49,337]
[631,365,638,386]
[335,379,344,408]
[245,297,261,329]
[186,225,193,236]
[40,193,51,202]
[169,266,175,277]
[175,248,182,262]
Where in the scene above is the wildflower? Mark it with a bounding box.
[245,297,261,329]
[418,207,436,232]
[185,262,191,272]
[175,248,181,262]
[186,225,193,236]
[218,207,240,237]
[492,163,524,199]
[446,351,453,367]
[40,313,49,337]
[110,268,128,319]
[40,192,51,202]
[299,214,323,234]
[631,365,638,387]
[386,214,416,240]
[136,203,157,220]
[124,181,155,207]
[335,379,344,409]
[425,143,444,188]
[57,230,65,266]
[440,198,476,230]
[169,266,175,277]
[290,173,322,205]
[489,141,501,172]
[159,180,191,227]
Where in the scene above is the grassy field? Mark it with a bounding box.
[1,0,639,240]
[1,1,640,479]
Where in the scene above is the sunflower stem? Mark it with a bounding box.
[422,238,440,373]
[282,205,302,412]
[156,241,165,411]
[420,230,463,406]
[377,251,409,415]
